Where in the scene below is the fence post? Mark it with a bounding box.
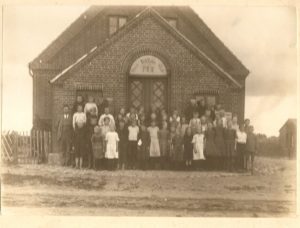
[44,131,48,163]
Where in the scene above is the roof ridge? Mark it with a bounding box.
[50,7,242,88]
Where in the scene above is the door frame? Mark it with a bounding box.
[127,75,169,113]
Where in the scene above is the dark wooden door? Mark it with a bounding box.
[129,78,167,113]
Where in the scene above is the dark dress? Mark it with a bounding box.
[97,99,109,116]
[183,134,193,160]
[138,130,151,161]
[198,104,207,118]
[74,126,87,158]
[158,129,170,157]
[86,116,98,157]
[91,133,104,159]
[215,126,226,156]
[117,127,129,164]
[204,128,218,157]
[172,134,184,162]
[224,128,237,157]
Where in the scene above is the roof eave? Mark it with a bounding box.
[50,7,243,89]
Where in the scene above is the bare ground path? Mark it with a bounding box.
[0,157,296,217]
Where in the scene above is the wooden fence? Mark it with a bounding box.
[1,130,52,164]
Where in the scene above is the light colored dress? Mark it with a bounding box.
[105,131,119,159]
[192,133,205,160]
[148,126,160,157]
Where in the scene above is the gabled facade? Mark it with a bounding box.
[29,5,249,150]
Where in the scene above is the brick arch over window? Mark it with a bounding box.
[121,46,172,76]
[122,47,172,112]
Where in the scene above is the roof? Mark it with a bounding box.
[279,119,297,132]
[49,7,242,88]
[29,5,249,80]
[29,6,106,69]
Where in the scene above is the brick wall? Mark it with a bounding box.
[55,15,244,116]
[48,14,245,151]
[32,70,57,122]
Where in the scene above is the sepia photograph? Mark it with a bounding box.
[0,1,298,219]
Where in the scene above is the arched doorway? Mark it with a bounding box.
[128,55,168,113]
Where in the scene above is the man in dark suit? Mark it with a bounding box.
[57,105,73,166]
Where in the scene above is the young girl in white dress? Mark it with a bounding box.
[147,120,160,169]
[105,125,119,170]
[192,126,206,169]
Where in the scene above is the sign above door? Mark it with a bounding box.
[129,55,167,76]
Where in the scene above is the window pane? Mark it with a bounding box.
[167,19,177,28]
[109,16,118,35]
[119,17,127,28]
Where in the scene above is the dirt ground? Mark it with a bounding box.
[0,156,297,217]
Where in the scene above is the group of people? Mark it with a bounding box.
[56,94,258,173]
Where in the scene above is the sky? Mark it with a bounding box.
[1,3,298,136]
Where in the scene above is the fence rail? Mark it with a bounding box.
[1,130,52,164]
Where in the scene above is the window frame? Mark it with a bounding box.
[194,94,219,107]
[166,17,178,28]
[108,15,128,36]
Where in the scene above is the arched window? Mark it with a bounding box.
[129,55,167,76]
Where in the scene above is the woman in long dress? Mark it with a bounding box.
[192,126,205,170]
[105,126,119,170]
[183,127,193,169]
[147,121,160,169]
[215,118,226,169]
[204,122,218,170]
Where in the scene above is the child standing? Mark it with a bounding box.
[105,126,119,170]
[86,115,98,169]
[169,109,181,129]
[137,124,150,170]
[192,126,206,170]
[183,127,193,170]
[73,105,87,169]
[236,125,247,171]
[224,120,237,171]
[99,107,115,128]
[116,107,127,129]
[127,120,139,169]
[91,126,105,170]
[171,129,184,170]
[189,111,201,135]
[100,117,111,138]
[180,117,189,138]
[245,125,257,175]
[158,121,170,170]
[148,121,161,169]
[117,120,128,170]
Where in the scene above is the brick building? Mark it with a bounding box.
[29,6,249,151]
[279,119,297,159]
